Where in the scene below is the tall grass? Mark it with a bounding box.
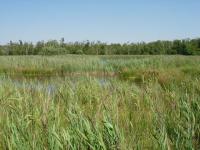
[0,55,200,149]
[0,55,200,77]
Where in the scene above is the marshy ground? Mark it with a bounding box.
[0,55,200,149]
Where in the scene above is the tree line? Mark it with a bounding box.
[0,38,200,55]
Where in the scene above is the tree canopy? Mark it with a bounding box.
[0,38,200,55]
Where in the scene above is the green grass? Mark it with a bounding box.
[0,55,200,149]
[0,55,200,76]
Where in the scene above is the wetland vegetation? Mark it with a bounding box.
[0,55,200,149]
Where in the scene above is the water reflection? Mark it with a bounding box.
[1,76,113,96]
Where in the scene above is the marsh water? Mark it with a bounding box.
[0,75,114,96]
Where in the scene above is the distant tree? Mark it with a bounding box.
[60,37,64,43]
[35,41,44,55]
[99,44,106,55]
[83,41,90,54]
[0,46,3,55]
[172,40,191,55]
[60,37,65,47]
[19,40,23,46]
[46,40,59,47]
[0,38,200,55]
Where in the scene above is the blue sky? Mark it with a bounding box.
[0,0,200,44]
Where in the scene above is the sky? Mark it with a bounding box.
[0,0,200,44]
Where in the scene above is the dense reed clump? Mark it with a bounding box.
[0,55,200,149]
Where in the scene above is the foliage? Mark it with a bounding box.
[0,56,200,149]
[0,38,200,55]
